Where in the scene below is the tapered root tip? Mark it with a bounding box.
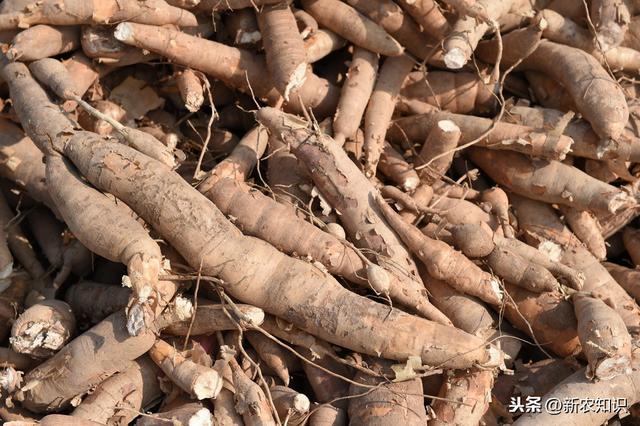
[443,48,467,70]
[114,23,134,43]
[193,370,223,399]
[537,240,562,262]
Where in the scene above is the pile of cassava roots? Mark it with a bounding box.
[3,0,640,424]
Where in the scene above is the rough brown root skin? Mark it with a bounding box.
[559,206,606,261]
[348,358,428,425]
[0,274,29,342]
[378,142,420,192]
[257,3,307,100]
[64,281,130,325]
[15,0,198,28]
[149,339,223,400]
[430,369,494,426]
[299,346,350,409]
[15,310,156,412]
[452,223,561,293]
[10,300,75,359]
[36,415,104,425]
[416,119,461,185]
[300,0,403,56]
[573,292,632,381]
[605,262,640,303]
[363,54,414,178]
[345,0,436,60]
[481,187,515,238]
[245,331,291,385]
[161,302,265,336]
[388,110,574,161]
[71,357,161,425]
[81,25,159,66]
[2,56,501,372]
[443,0,516,69]
[213,368,243,426]
[137,404,214,426]
[0,347,36,371]
[303,29,346,63]
[7,25,79,62]
[332,47,379,144]
[257,108,452,325]
[503,284,581,358]
[469,148,636,215]
[0,119,54,210]
[511,195,640,330]
[478,37,629,141]
[113,22,339,118]
[45,155,163,336]
[309,405,346,426]
[201,178,369,288]
[514,363,640,425]
[395,0,450,39]
[377,195,503,306]
[230,358,276,426]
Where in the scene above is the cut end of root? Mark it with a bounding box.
[485,345,506,369]
[244,307,266,326]
[0,367,21,393]
[283,63,308,102]
[490,277,503,303]
[189,408,214,426]
[193,371,223,400]
[608,193,636,214]
[10,322,68,358]
[402,176,420,192]
[185,93,205,113]
[237,31,262,45]
[114,23,134,43]
[366,264,391,295]
[292,393,311,413]
[537,240,562,262]
[443,48,467,70]
[126,303,147,337]
[173,295,194,321]
[589,356,632,381]
[437,119,460,134]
